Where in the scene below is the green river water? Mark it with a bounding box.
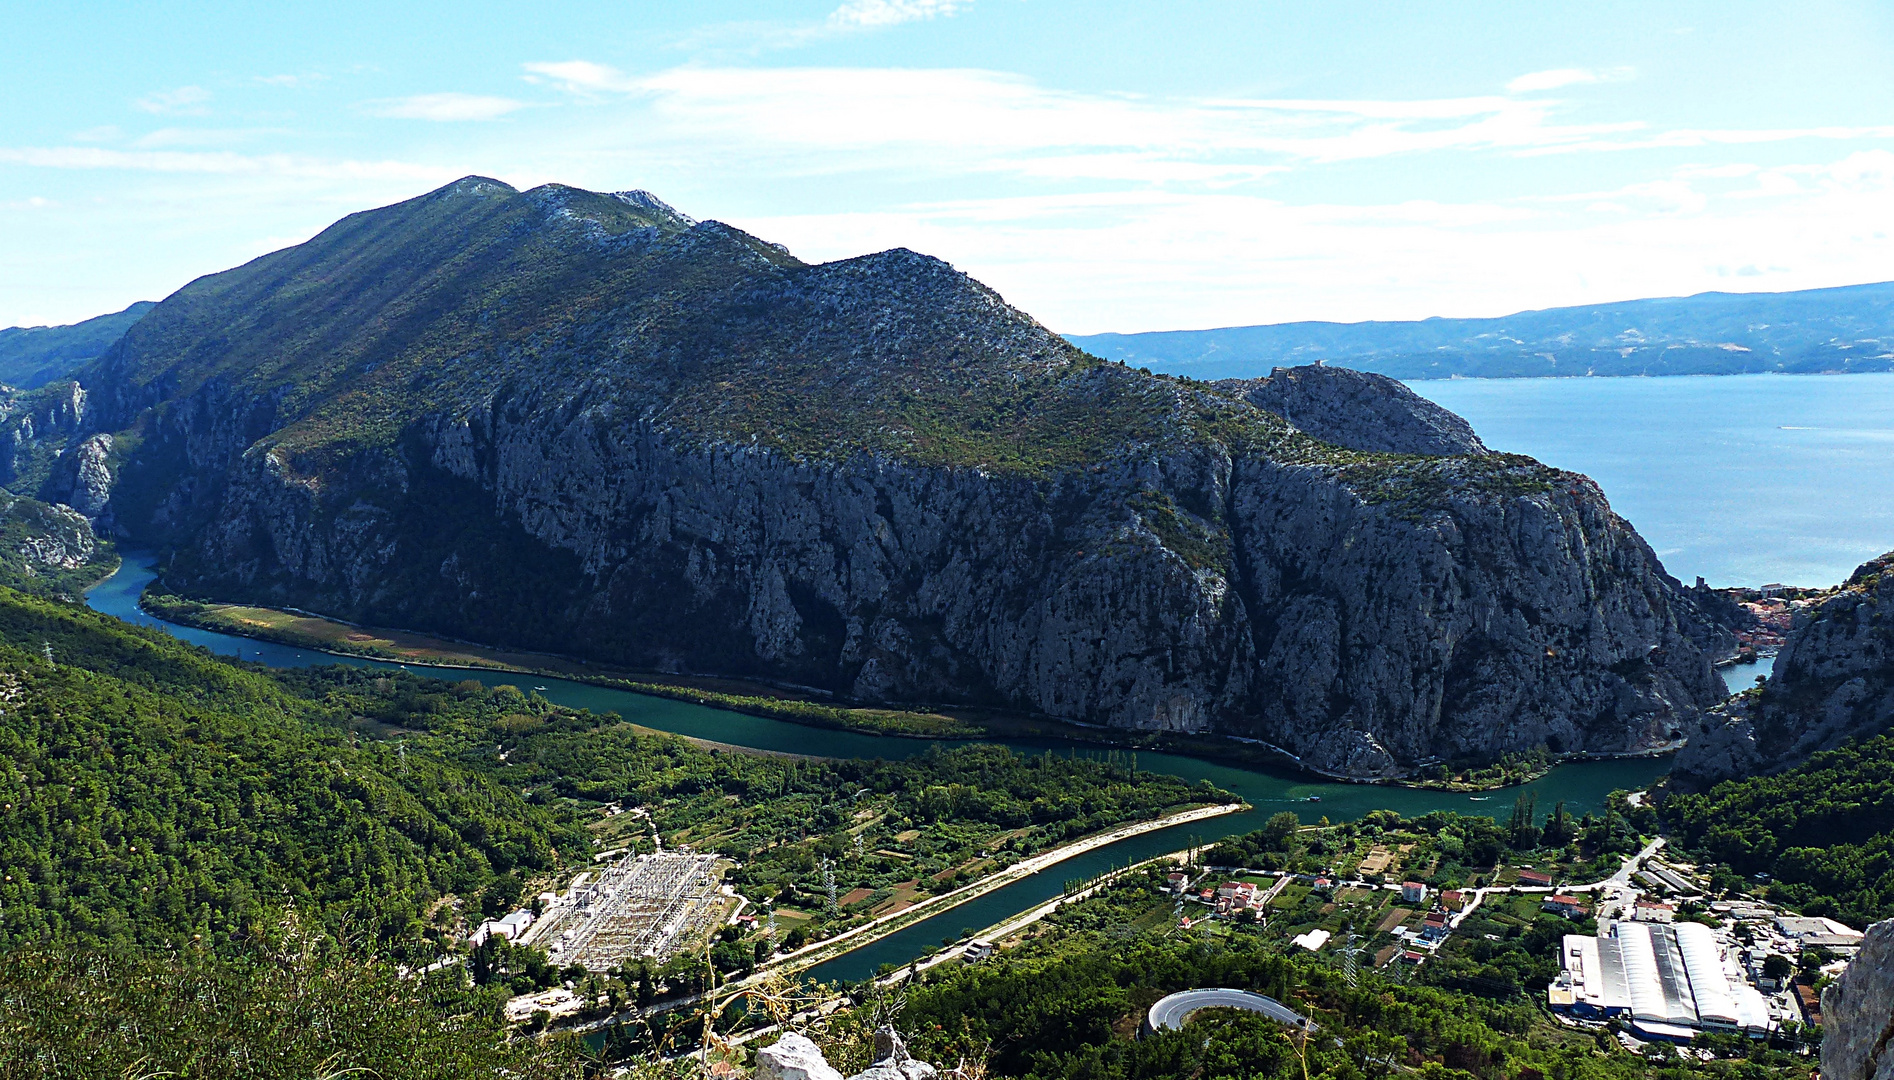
[86,553,1671,983]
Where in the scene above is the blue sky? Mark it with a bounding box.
[5,1,1893,332]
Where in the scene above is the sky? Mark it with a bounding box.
[5,1,1894,333]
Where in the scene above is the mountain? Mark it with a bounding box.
[1213,365,1486,456]
[1673,550,1894,788]
[1068,282,1894,380]
[57,176,1726,778]
[0,301,154,389]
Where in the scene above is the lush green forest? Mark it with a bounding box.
[0,589,578,954]
[0,930,581,1079]
[844,871,1805,1080]
[1662,730,1894,927]
[279,664,1232,952]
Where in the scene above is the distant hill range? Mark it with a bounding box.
[0,301,155,388]
[1067,282,1894,380]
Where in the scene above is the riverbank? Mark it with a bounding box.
[760,801,1246,980]
[138,587,982,739]
[132,576,1666,793]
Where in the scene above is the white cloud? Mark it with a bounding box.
[0,145,447,182]
[1507,67,1634,94]
[134,86,212,115]
[522,60,643,96]
[132,127,290,149]
[361,93,527,121]
[829,0,966,29]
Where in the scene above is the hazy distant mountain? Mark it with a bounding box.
[1068,282,1894,380]
[0,301,155,388]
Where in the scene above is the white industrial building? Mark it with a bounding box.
[1548,920,1773,1041]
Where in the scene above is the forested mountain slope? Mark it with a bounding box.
[58,177,1726,777]
[0,588,577,951]
[1070,281,1894,380]
[1664,730,1894,928]
[0,301,154,389]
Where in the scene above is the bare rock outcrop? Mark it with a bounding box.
[755,1028,937,1080]
[1675,551,1894,788]
[1216,365,1487,456]
[1822,918,1894,1080]
[755,1033,845,1080]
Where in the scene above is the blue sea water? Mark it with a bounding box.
[1409,374,1894,590]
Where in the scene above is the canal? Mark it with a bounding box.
[87,553,1672,983]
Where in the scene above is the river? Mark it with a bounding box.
[87,553,1670,983]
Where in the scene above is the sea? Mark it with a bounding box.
[1409,373,1894,591]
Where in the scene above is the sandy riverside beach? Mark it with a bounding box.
[764,800,1248,976]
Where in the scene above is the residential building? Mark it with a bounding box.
[1400,881,1427,904]
[1633,900,1675,923]
[1517,870,1554,888]
[1542,895,1590,919]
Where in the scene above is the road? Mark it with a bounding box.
[1449,837,1664,930]
[1144,989,1314,1034]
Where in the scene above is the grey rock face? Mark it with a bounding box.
[5,496,97,572]
[755,1032,844,1080]
[44,432,114,521]
[1216,365,1487,456]
[146,384,1721,778]
[0,380,88,488]
[1675,551,1893,787]
[850,1026,938,1080]
[1822,918,1894,1080]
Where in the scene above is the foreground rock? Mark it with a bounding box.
[70,177,1725,776]
[755,1028,937,1080]
[1674,551,1893,788]
[1822,918,1894,1080]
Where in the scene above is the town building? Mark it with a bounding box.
[469,908,536,947]
[1547,921,1773,1041]
[1775,916,1863,953]
[1633,900,1675,923]
[1542,895,1590,919]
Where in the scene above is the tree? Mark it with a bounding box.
[1762,954,1793,981]
[1261,812,1303,852]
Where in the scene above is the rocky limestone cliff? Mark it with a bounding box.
[0,381,89,492]
[1822,918,1894,1080]
[756,1028,937,1080]
[72,177,1726,776]
[1214,365,1487,456]
[1674,551,1893,788]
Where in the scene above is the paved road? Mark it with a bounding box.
[1144,989,1314,1035]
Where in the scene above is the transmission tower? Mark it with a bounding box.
[1341,932,1361,987]
[821,856,837,914]
[41,642,54,669]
